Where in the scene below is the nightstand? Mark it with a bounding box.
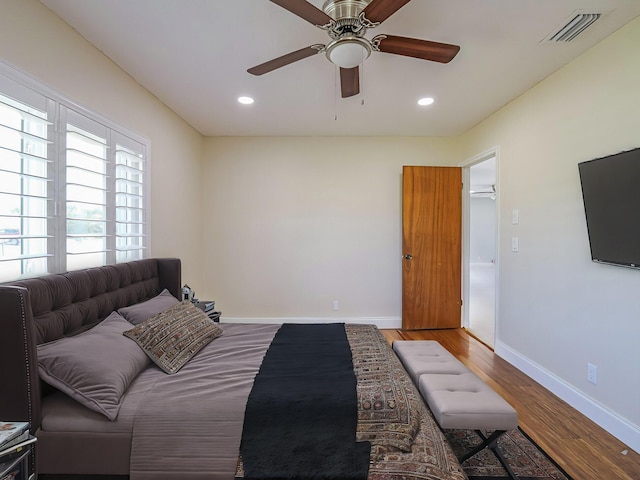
[0,436,36,480]
[194,301,221,322]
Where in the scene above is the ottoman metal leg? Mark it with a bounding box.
[459,429,519,480]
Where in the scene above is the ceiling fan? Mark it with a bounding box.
[247,0,460,98]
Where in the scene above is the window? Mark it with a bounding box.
[0,64,148,282]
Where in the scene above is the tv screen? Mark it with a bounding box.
[578,147,640,269]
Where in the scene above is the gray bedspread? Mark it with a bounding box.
[129,323,280,480]
[41,323,466,479]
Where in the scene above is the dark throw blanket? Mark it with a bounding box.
[240,323,371,480]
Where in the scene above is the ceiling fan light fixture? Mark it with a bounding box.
[325,37,371,68]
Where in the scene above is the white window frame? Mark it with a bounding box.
[0,60,150,281]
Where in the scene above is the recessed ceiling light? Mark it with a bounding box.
[238,96,254,105]
[417,97,435,106]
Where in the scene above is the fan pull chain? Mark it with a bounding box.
[334,66,338,120]
[361,62,365,106]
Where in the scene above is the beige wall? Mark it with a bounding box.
[201,137,459,322]
[459,16,640,444]
[0,0,205,291]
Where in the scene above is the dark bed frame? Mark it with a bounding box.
[0,258,181,475]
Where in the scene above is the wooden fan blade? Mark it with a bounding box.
[270,0,333,26]
[362,0,412,24]
[248,45,323,76]
[340,67,360,98]
[376,35,460,63]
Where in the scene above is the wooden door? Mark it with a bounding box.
[402,166,462,329]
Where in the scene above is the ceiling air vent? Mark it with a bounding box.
[543,10,609,43]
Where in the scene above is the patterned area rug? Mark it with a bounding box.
[445,428,573,480]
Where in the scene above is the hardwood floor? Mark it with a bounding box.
[381,328,640,480]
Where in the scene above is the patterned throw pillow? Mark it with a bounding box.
[123,301,223,374]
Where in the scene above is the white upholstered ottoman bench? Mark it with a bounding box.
[393,340,520,479]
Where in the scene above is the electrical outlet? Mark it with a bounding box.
[587,363,598,384]
[332,300,339,311]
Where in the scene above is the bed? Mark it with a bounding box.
[0,258,467,480]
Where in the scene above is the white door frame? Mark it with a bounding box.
[459,146,500,343]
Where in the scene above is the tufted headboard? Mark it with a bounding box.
[0,258,181,433]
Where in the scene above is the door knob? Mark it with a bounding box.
[404,254,413,260]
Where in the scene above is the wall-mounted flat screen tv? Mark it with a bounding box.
[578,147,640,269]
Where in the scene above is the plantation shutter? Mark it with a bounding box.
[114,132,146,262]
[0,73,54,280]
[0,62,149,282]
[61,107,110,271]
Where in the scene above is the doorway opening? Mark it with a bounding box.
[462,150,498,347]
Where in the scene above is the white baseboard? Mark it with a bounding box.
[495,340,640,454]
[220,316,402,330]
